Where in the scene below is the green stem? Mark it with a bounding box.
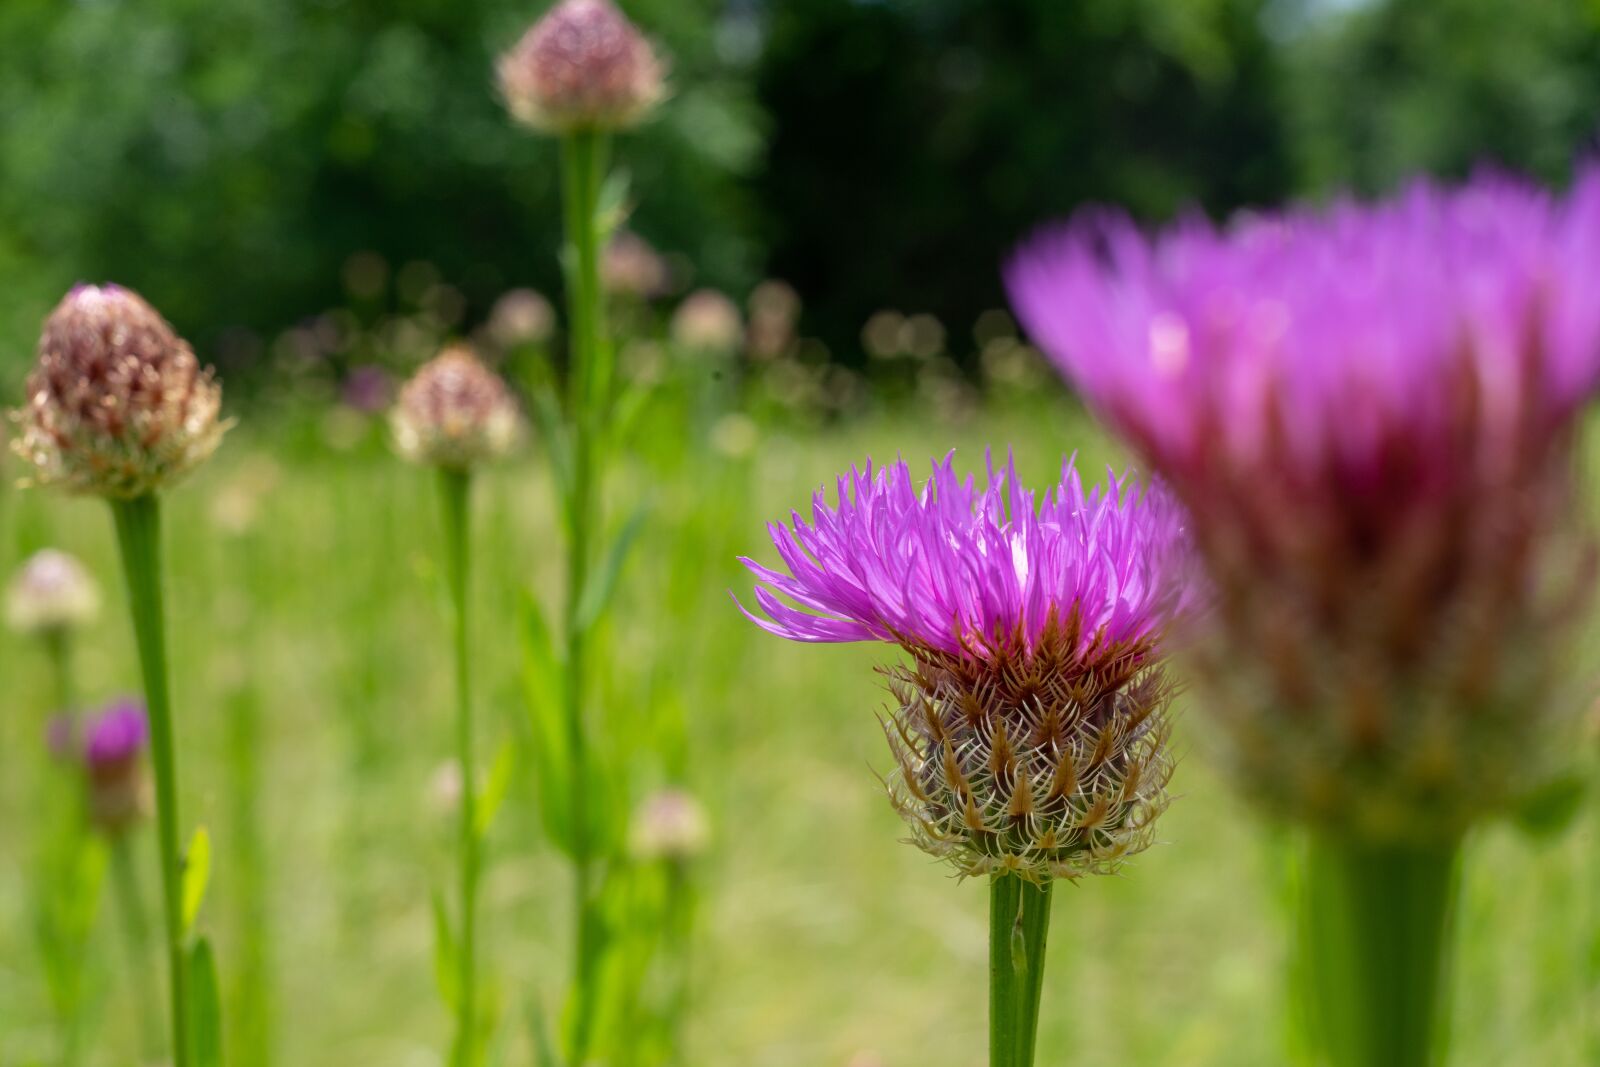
[439,468,480,1067]
[558,126,611,1065]
[110,834,164,1065]
[110,494,189,1067]
[989,874,1054,1067]
[1296,832,1462,1067]
[45,628,76,722]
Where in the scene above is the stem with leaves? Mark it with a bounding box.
[990,874,1054,1067]
[1296,833,1461,1067]
[558,125,611,1065]
[111,494,190,1067]
[439,468,481,1067]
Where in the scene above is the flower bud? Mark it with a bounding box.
[392,345,522,469]
[629,788,710,861]
[486,288,555,349]
[81,699,150,836]
[12,284,227,498]
[6,549,99,636]
[602,231,669,298]
[671,290,743,354]
[498,0,666,134]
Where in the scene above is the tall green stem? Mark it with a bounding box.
[990,874,1054,1067]
[1296,832,1462,1067]
[111,494,189,1067]
[558,125,611,1064]
[439,468,480,1067]
[110,834,164,1065]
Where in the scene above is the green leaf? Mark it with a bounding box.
[181,827,212,937]
[520,590,573,855]
[188,938,224,1067]
[432,889,459,1010]
[608,378,658,448]
[575,507,649,630]
[596,168,633,238]
[475,741,517,840]
[528,1001,562,1067]
[524,382,573,506]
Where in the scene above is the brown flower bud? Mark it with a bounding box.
[498,0,666,133]
[12,285,227,497]
[392,345,522,468]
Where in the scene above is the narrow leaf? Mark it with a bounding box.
[520,590,573,854]
[475,741,517,839]
[181,827,212,937]
[433,889,460,1010]
[528,1001,562,1067]
[576,507,649,630]
[188,938,224,1067]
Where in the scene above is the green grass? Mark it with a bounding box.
[0,399,1595,1066]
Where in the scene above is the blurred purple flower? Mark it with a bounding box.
[83,699,149,769]
[45,713,77,763]
[342,364,395,415]
[1007,170,1600,838]
[740,454,1186,661]
[79,698,150,834]
[1007,171,1600,488]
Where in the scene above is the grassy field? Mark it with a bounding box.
[0,396,1595,1067]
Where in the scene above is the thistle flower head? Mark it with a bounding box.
[741,455,1188,880]
[6,549,99,636]
[498,0,666,134]
[1008,170,1600,841]
[80,698,150,835]
[671,289,744,354]
[12,284,227,498]
[391,345,522,469]
[629,788,711,861]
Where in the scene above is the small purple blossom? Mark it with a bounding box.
[341,364,395,415]
[739,454,1186,661]
[78,698,150,834]
[83,699,149,770]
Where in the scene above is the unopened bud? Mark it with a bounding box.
[392,345,522,469]
[12,285,228,498]
[498,0,666,134]
[6,549,99,635]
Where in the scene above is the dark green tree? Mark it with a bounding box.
[753,0,1294,361]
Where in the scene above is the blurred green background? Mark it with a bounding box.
[5,0,1600,387]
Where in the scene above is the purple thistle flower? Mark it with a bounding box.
[1007,170,1600,840]
[83,698,149,769]
[80,698,150,834]
[741,454,1186,661]
[740,454,1188,880]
